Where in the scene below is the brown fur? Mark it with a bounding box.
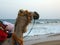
[12,9,33,45]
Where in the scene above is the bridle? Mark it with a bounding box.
[23,20,35,38]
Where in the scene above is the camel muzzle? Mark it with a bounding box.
[33,11,39,20]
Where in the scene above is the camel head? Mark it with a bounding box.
[18,9,39,23]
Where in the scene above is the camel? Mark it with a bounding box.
[12,9,39,45]
[2,9,39,45]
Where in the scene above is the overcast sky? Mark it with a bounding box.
[0,0,60,19]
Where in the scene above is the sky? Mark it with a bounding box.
[0,0,60,19]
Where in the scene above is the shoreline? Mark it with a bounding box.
[24,33,60,45]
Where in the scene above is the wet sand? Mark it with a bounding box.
[33,40,60,45]
[2,33,60,45]
[24,33,60,45]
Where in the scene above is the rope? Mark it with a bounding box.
[24,19,35,38]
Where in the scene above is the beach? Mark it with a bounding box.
[24,33,60,45]
[2,33,60,45]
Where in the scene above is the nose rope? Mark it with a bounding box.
[24,16,35,38]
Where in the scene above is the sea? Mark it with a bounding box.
[0,19,60,36]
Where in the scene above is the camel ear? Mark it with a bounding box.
[19,9,24,13]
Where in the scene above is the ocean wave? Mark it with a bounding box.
[35,21,60,24]
[0,19,60,24]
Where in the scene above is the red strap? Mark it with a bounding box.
[0,30,8,42]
